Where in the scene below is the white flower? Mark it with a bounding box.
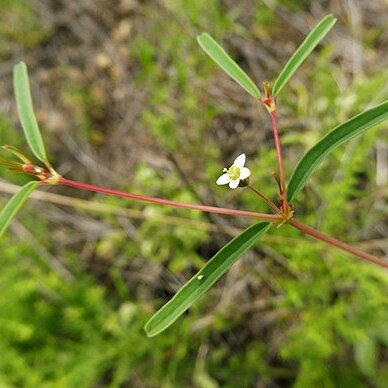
[216,153,251,189]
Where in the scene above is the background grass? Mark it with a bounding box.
[0,0,387,386]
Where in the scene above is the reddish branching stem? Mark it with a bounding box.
[269,110,289,213]
[59,177,281,222]
[289,218,388,268]
[58,177,387,268]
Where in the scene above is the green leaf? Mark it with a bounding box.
[272,15,336,96]
[0,181,38,238]
[197,33,261,99]
[144,222,271,337]
[287,101,388,202]
[13,62,48,163]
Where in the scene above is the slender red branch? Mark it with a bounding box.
[55,178,388,269]
[269,110,288,212]
[289,218,388,269]
[59,177,281,222]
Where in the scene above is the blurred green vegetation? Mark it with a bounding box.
[0,0,51,58]
[0,0,387,386]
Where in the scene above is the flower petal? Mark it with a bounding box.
[233,153,246,168]
[216,173,231,185]
[239,167,251,180]
[229,179,240,189]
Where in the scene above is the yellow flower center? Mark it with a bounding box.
[227,164,241,181]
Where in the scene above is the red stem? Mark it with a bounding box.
[289,218,388,269]
[269,110,288,211]
[59,177,281,222]
[58,177,386,268]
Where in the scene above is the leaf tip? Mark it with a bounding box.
[325,14,337,22]
[13,61,27,78]
[196,32,211,48]
[143,321,159,338]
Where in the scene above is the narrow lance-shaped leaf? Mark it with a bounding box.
[272,15,336,97]
[197,33,261,99]
[0,181,39,238]
[144,222,271,337]
[287,101,388,202]
[13,62,48,163]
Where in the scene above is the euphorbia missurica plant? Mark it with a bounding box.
[1,15,387,336]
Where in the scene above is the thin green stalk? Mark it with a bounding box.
[248,184,282,215]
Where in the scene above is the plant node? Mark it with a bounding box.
[0,145,61,184]
[262,81,276,113]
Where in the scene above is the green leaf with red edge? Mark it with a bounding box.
[144,221,271,337]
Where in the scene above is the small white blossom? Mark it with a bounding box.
[216,153,251,189]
